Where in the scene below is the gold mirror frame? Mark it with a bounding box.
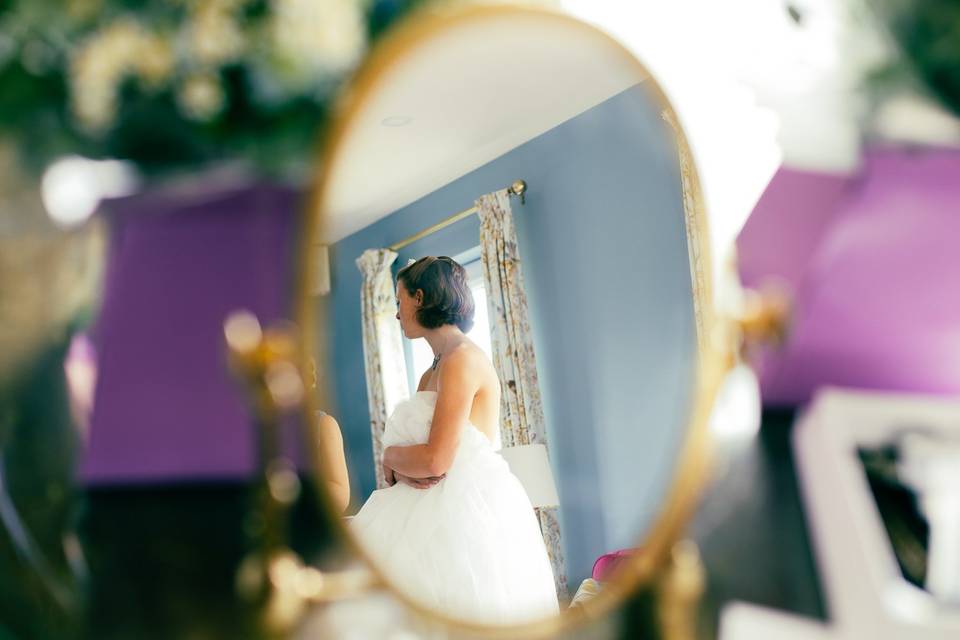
[296,4,730,636]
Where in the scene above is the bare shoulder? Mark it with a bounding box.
[444,341,488,368]
[442,342,497,385]
[317,413,343,440]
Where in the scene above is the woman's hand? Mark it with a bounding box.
[383,460,396,486]
[395,473,445,490]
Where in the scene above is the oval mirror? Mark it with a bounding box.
[303,4,722,633]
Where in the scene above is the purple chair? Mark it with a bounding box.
[737,146,960,406]
[81,183,302,485]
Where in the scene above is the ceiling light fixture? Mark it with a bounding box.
[381,116,413,127]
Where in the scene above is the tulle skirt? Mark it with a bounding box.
[350,442,560,624]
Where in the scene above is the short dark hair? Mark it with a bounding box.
[397,256,475,332]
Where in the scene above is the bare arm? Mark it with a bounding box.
[383,348,480,478]
[316,413,350,513]
[385,367,440,487]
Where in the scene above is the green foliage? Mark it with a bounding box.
[0,0,424,177]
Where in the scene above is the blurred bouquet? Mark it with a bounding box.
[0,0,421,177]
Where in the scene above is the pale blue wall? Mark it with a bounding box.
[325,85,696,587]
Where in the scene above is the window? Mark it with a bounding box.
[406,259,494,389]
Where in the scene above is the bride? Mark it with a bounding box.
[350,256,559,623]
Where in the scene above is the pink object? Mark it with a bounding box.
[591,549,637,582]
[737,145,960,406]
[64,332,98,444]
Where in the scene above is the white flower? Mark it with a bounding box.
[135,33,175,88]
[186,0,246,66]
[269,0,366,84]
[177,72,226,121]
[70,18,143,132]
[69,17,175,132]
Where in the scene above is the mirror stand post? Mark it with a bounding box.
[224,311,379,635]
[656,540,706,640]
[224,310,302,635]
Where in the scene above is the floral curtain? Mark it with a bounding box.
[356,248,410,489]
[476,189,568,600]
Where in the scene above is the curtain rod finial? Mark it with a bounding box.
[509,180,527,204]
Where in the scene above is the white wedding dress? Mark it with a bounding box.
[350,391,560,623]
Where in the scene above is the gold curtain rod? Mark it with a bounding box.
[387,180,527,252]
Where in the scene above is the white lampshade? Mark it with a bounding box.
[500,443,560,508]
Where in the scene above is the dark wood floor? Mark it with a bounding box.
[688,408,827,638]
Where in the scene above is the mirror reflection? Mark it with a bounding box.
[313,9,706,625]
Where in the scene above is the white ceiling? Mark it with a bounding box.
[320,1,960,260]
[321,12,644,243]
